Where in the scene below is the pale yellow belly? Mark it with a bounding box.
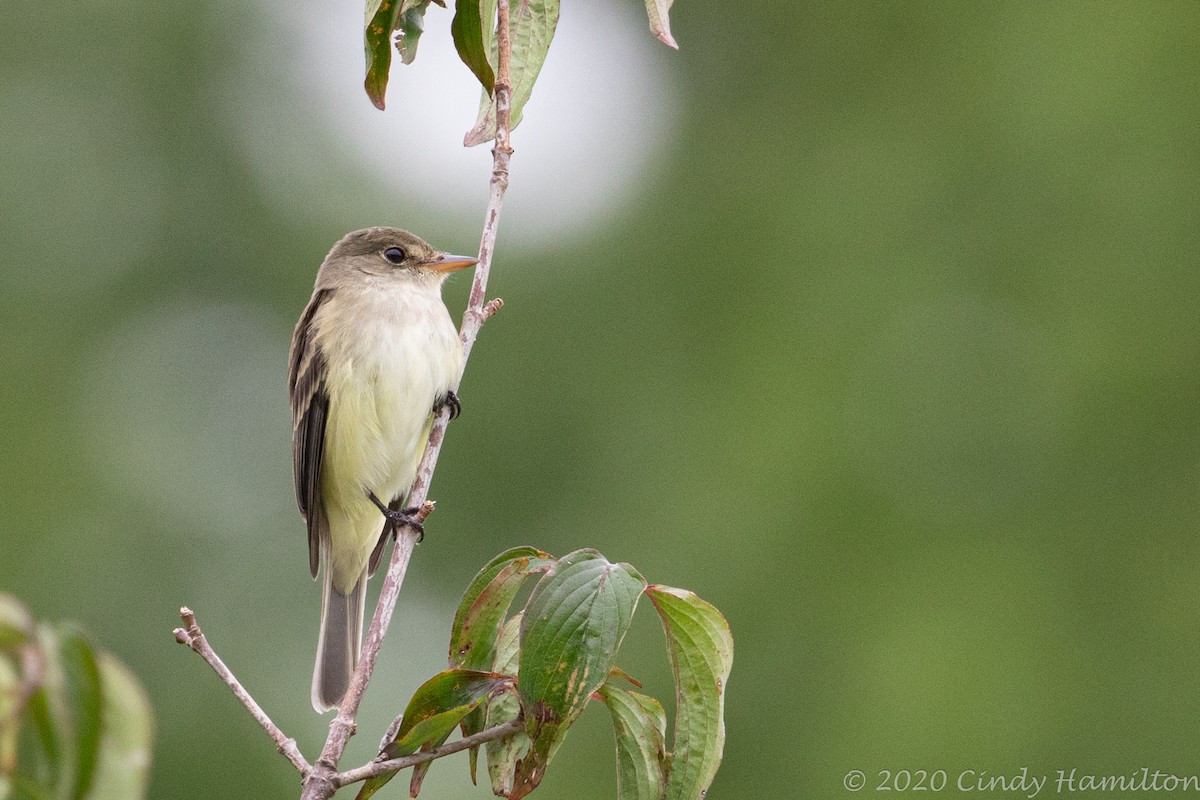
[315,289,461,591]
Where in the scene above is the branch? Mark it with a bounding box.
[300,3,516,797]
[336,718,524,788]
[172,602,519,793]
[173,607,310,774]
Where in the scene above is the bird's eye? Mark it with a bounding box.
[383,247,407,264]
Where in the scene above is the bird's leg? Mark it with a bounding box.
[434,390,461,421]
[367,490,425,542]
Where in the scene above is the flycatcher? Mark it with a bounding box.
[288,227,477,712]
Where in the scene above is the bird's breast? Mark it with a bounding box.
[315,282,463,516]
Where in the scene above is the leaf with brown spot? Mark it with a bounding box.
[450,547,554,673]
[363,0,435,109]
[509,550,646,799]
[449,547,553,782]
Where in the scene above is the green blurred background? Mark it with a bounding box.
[4,1,1200,797]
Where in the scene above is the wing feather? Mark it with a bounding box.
[289,288,334,578]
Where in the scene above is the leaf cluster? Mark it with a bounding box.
[0,595,153,800]
[361,0,680,144]
[355,547,732,800]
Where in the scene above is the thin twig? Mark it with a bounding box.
[173,607,311,774]
[299,3,517,797]
[336,718,524,788]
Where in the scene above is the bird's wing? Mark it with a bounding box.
[289,287,333,578]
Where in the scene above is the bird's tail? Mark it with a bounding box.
[311,567,367,713]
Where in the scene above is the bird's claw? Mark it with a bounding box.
[367,491,425,542]
[434,390,461,421]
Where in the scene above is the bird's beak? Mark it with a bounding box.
[426,253,480,273]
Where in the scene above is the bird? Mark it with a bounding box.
[288,227,477,712]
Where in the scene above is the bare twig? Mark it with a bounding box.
[173,607,310,774]
[299,3,517,798]
[173,599,521,792]
[483,297,506,319]
[337,718,524,788]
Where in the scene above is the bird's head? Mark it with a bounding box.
[317,227,478,287]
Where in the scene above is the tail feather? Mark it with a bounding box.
[312,568,367,713]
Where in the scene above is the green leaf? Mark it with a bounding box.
[510,550,646,799]
[484,613,525,797]
[363,0,403,109]
[643,0,679,49]
[395,1,433,66]
[56,629,103,800]
[387,670,507,757]
[356,669,508,800]
[450,547,554,672]
[451,0,495,94]
[493,610,522,678]
[449,547,552,784]
[1,613,151,800]
[451,544,554,676]
[364,0,388,22]
[83,654,153,800]
[24,690,59,787]
[646,586,732,800]
[463,0,559,147]
[363,0,436,108]
[598,682,667,800]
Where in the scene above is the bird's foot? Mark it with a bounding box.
[367,491,425,543]
[434,390,461,421]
